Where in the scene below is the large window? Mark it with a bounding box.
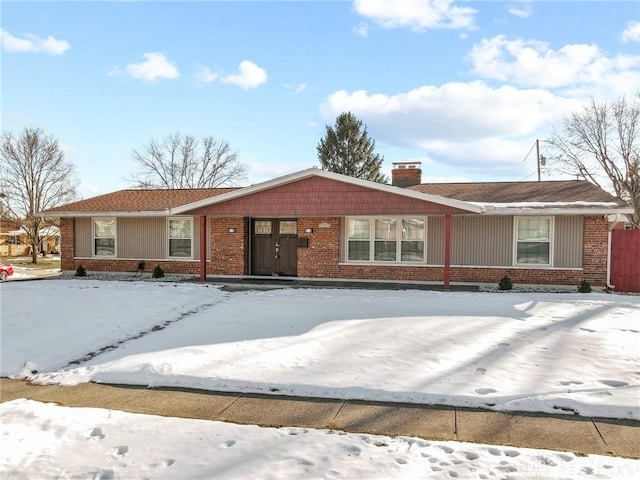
[168,217,193,258]
[347,217,425,263]
[93,218,116,257]
[515,217,552,265]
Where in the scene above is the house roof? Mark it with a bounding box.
[408,180,623,204]
[39,170,632,218]
[42,188,238,217]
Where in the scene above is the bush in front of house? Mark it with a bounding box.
[152,265,164,279]
[578,279,592,293]
[75,265,87,277]
[498,275,513,291]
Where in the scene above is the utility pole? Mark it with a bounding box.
[536,139,546,182]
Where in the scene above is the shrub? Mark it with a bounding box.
[578,279,592,293]
[498,275,513,291]
[152,265,164,279]
[75,265,87,277]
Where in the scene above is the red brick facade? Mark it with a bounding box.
[59,215,610,287]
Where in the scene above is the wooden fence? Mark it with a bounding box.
[610,229,640,293]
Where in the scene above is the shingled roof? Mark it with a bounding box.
[407,180,623,205]
[44,188,238,215]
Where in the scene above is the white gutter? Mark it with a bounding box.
[37,210,171,218]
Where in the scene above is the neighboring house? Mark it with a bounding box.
[41,163,633,288]
[0,218,60,257]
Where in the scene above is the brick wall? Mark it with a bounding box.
[60,217,75,270]
[210,217,247,275]
[582,215,608,286]
[60,214,610,286]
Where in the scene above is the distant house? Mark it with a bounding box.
[0,218,60,257]
[41,163,633,288]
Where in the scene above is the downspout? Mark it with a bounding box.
[444,214,451,290]
[199,215,207,282]
[606,214,623,291]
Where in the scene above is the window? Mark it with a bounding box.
[93,218,116,257]
[515,217,552,265]
[254,221,272,235]
[348,219,370,261]
[168,218,193,258]
[279,221,297,235]
[346,218,425,263]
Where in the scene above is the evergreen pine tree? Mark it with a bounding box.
[317,112,388,183]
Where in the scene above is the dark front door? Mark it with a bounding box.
[251,219,298,276]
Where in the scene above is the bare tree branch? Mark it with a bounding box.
[545,95,640,227]
[0,127,78,263]
[125,133,248,189]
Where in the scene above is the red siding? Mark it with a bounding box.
[185,176,471,217]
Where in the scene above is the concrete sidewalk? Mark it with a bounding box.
[2,378,638,459]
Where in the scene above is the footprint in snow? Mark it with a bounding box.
[473,368,486,376]
[87,427,105,440]
[222,440,236,448]
[461,451,479,460]
[600,380,628,388]
[559,380,583,386]
[110,446,128,458]
[475,388,497,395]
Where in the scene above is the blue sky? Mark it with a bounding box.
[2,0,639,198]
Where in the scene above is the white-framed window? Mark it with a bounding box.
[93,218,116,257]
[514,217,553,266]
[168,217,193,258]
[346,217,426,263]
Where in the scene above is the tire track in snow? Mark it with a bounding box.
[63,294,233,369]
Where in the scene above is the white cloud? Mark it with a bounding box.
[622,20,640,43]
[507,2,532,19]
[319,82,583,175]
[468,35,639,93]
[353,0,476,31]
[108,52,180,82]
[221,60,268,89]
[193,64,219,84]
[294,83,307,94]
[0,28,69,55]
[354,23,369,37]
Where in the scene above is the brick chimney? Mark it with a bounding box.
[391,162,422,187]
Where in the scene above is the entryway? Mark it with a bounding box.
[250,219,298,276]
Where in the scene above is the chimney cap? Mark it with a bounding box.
[392,161,422,169]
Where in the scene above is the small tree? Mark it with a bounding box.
[546,96,640,227]
[126,133,248,189]
[317,112,388,183]
[0,127,77,263]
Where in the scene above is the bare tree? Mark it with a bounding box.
[0,127,77,263]
[126,133,248,189]
[546,95,640,227]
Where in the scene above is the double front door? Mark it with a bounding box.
[251,219,298,276]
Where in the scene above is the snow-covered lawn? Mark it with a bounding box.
[1,279,639,479]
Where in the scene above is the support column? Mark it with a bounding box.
[199,215,207,282]
[444,214,451,290]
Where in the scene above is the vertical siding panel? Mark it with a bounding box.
[427,216,444,265]
[75,217,92,257]
[451,216,512,266]
[118,217,166,259]
[554,216,583,267]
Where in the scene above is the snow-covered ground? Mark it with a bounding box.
[2,398,637,480]
[1,279,639,478]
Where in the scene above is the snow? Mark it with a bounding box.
[1,279,639,478]
[2,398,638,480]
